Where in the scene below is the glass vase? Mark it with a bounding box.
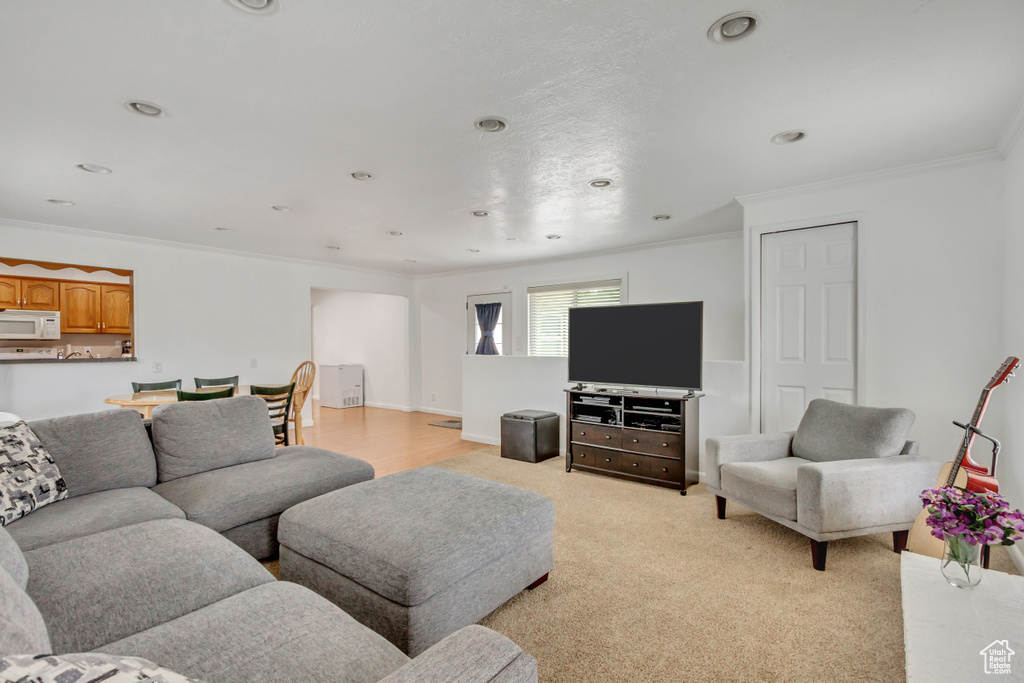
[940,536,983,589]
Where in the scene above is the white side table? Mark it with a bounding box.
[901,551,1024,681]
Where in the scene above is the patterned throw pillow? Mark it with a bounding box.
[0,653,204,683]
[0,421,67,526]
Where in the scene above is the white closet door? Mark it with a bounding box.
[761,223,857,433]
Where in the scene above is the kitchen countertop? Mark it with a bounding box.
[0,357,137,364]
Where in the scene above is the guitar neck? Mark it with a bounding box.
[945,387,992,486]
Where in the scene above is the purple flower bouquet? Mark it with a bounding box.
[920,487,1024,587]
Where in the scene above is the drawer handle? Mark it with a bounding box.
[605,435,611,439]
[662,467,669,473]
[580,431,586,436]
[632,438,639,443]
[632,462,639,467]
[662,443,668,447]
[604,458,611,462]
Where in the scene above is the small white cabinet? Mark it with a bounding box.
[319,364,364,408]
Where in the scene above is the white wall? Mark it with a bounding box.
[414,232,746,417]
[311,289,410,410]
[0,219,412,421]
[741,160,1009,500]
[997,137,1024,511]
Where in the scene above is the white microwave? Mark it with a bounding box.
[0,310,61,340]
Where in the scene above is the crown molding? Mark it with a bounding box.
[413,230,743,280]
[735,149,1003,206]
[0,216,414,281]
[996,92,1024,159]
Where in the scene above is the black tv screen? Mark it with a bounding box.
[568,302,703,390]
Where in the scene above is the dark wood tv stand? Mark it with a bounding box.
[564,388,701,494]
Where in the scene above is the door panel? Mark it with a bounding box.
[60,282,101,333]
[0,277,20,308]
[22,279,60,311]
[101,285,132,333]
[762,223,856,433]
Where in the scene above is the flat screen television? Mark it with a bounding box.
[568,301,703,390]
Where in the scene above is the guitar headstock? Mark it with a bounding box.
[987,356,1021,389]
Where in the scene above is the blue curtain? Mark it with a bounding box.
[474,302,501,355]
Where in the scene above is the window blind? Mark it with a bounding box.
[527,280,622,356]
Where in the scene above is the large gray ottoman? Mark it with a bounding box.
[278,467,555,656]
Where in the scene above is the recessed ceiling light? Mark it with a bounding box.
[325,245,342,250]
[771,130,807,144]
[652,214,671,221]
[223,0,277,14]
[474,117,507,133]
[76,163,111,174]
[46,199,76,206]
[506,237,519,242]
[466,248,480,253]
[214,226,234,232]
[546,234,561,240]
[403,259,417,263]
[351,171,373,180]
[125,100,166,117]
[588,178,612,188]
[708,12,762,43]
[387,230,403,236]
[471,210,490,217]
[270,205,291,212]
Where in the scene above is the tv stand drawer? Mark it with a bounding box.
[574,446,620,472]
[623,429,681,457]
[572,423,621,448]
[649,457,681,482]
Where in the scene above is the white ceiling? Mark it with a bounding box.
[1,0,1022,274]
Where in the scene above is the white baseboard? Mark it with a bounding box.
[461,432,499,446]
[1009,544,1024,575]
[364,402,412,412]
[423,408,463,418]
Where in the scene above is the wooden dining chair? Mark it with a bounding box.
[177,387,235,401]
[250,383,295,446]
[288,361,316,445]
[132,379,182,393]
[194,375,240,388]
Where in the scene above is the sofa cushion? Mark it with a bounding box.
[153,446,374,533]
[720,457,811,521]
[0,421,68,525]
[5,487,185,552]
[0,564,50,654]
[28,409,157,497]
[278,467,556,606]
[792,399,915,463]
[25,518,275,653]
[0,524,27,589]
[151,396,276,483]
[101,582,410,683]
[0,653,202,683]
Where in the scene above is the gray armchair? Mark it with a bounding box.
[706,399,940,570]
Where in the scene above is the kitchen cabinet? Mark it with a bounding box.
[21,279,60,311]
[0,277,19,308]
[60,282,101,333]
[100,285,131,333]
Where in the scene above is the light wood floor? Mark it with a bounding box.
[297,404,483,477]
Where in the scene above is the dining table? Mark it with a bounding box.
[105,385,254,418]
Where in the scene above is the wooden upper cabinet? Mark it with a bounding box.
[21,279,60,311]
[100,285,131,334]
[60,282,101,333]
[0,277,20,308]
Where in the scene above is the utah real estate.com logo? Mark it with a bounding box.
[980,640,1015,675]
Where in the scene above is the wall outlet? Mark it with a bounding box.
[152,362,162,373]
[83,346,91,355]
[250,358,258,369]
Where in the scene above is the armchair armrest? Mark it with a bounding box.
[378,626,537,683]
[706,432,794,490]
[796,455,941,534]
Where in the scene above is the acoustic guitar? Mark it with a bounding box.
[905,356,1020,559]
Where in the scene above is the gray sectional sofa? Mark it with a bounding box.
[0,398,538,682]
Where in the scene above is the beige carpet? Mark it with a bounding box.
[424,447,1018,683]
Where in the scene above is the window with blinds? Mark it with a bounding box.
[527,279,622,356]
